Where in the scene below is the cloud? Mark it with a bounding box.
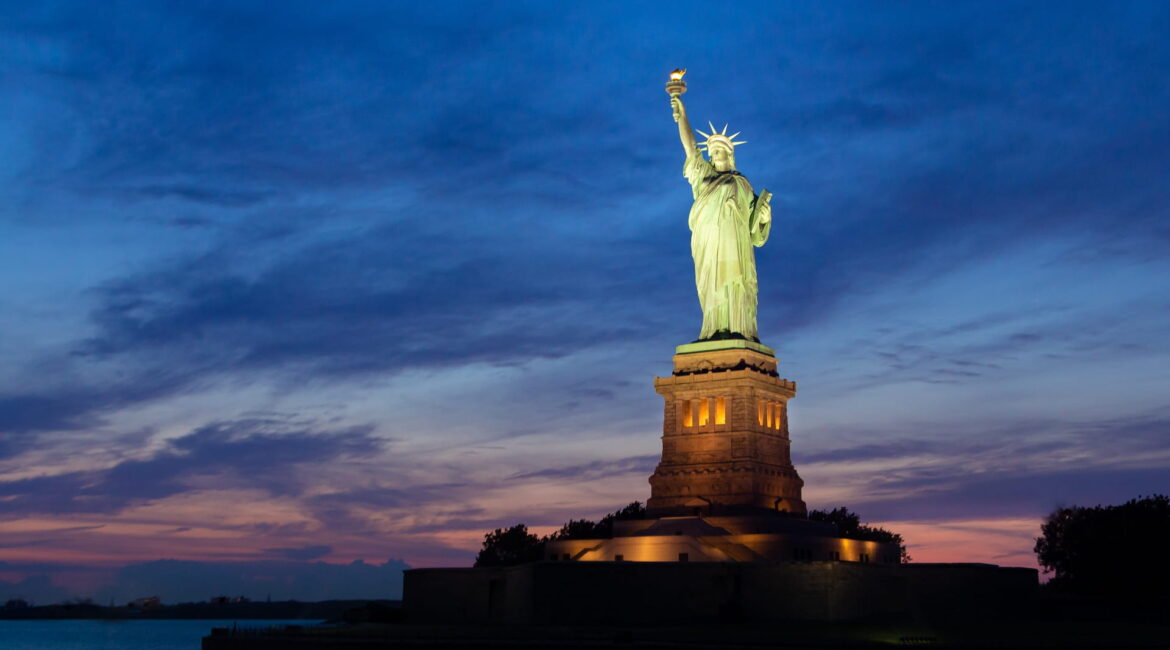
[509,454,659,482]
[1,2,569,204]
[0,373,195,441]
[0,574,73,606]
[0,417,384,515]
[0,204,673,441]
[800,411,1170,521]
[125,184,274,207]
[798,441,944,465]
[78,235,618,373]
[855,466,1170,522]
[4,1,1166,446]
[0,394,102,435]
[262,544,332,561]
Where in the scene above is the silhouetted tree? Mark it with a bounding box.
[547,518,603,541]
[605,501,647,521]
[594,501,647,537]
[546,502,647,541]
[473,502,653,566]
[808,507,861,534]
[1035,494,1170,599]
[808,507,911,563]
[473,524,544,567]
[475,502,649,566]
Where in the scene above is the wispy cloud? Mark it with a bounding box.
[0,418,384,514]
[509,455,659,482]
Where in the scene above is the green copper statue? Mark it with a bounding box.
[670,90,772,342]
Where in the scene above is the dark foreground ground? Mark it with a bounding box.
[203,619,1170,650]
[203,598,1170,650]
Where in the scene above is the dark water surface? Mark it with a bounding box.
[0,619,320,650]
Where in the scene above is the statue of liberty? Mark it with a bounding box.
[670,91,772,342]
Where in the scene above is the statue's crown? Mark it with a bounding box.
[696,122,746,152]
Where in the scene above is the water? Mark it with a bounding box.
[0,619,321,650]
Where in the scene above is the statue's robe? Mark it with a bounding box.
[684,152,771,341]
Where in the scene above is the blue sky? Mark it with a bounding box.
[1,1,1168,602]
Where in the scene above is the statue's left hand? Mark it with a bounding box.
[756,195,772,224]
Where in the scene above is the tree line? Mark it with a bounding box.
[474,503,910,566]
[475,492,1170,606]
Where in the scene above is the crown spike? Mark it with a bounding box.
[729,132,740,140]
[722,124,728,135]
[695,129,711,139]
[708,121,717,134]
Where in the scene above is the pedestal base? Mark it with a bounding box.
[649,343,805,517]
[544,514,892,563]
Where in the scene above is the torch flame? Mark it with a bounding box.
[670,68,686,81]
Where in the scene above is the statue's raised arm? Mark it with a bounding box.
[671,96,697,159]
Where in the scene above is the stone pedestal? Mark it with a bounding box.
[647,341,806,517]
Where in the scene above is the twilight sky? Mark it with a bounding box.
[2,1,1169,602]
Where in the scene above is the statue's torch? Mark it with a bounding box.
[665,68,687,98]
[667,69,686,123]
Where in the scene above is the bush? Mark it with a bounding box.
[474,502,646,566]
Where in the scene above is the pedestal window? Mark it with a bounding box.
[681,397,726,429]
[757,399,785,430]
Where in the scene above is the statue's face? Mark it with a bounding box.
[710,145,734,172]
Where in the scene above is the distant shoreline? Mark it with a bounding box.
[0,599,398,620]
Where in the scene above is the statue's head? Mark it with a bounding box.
[697,122,745,173]
[707,141,735,172]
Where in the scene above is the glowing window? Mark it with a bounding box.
[776,403,784,430]
[682,400,694,427]
[766,402,774,428]
[698,398,710,426]
[757,400,764,426]
[715,397,726,425]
